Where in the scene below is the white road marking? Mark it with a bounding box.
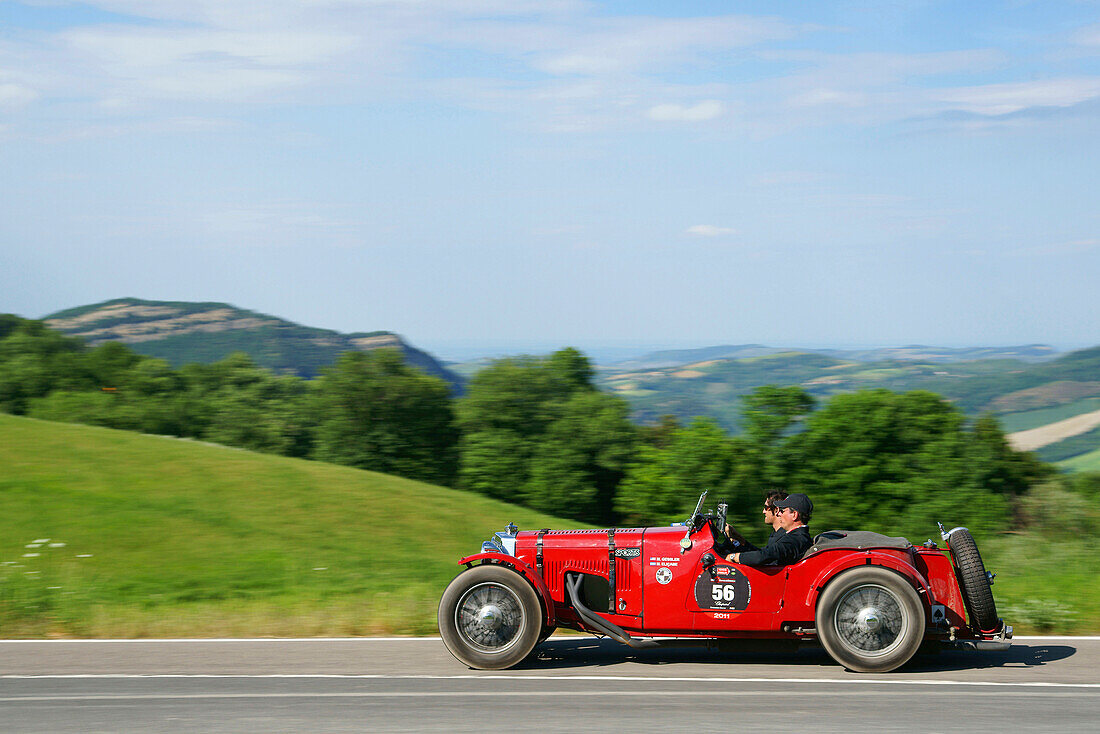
[0,637,443,643]
[0,690,1094,703]
[2,674,1097,689]
[0,635,1096,642]
[1012,636,1100,641]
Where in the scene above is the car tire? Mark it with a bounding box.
[947,528,998,632]
[816,566,925,673]
[439,564,542,670]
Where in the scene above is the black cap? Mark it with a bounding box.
[774,492,812,517]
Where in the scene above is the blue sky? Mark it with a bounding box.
[1,1,1099,360]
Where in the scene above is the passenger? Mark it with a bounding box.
[723,489,788,551]
[725,493,813,567]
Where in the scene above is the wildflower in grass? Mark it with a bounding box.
[48,543,66,548]
[22,553,40,558]
[31,539,50,544]
[76,554,92,558]
[313,567,327,571]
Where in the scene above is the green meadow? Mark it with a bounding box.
[1,413,1095,637]
[1059,446,1100,473]
[0,413,583,637]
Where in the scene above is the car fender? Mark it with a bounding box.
[458,552,556,626]
[803,550,932,611]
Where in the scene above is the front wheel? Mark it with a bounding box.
[816,567,925,673]
[439,565,542,670]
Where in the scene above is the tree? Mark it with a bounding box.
[781,390,1016,539]
[312,349,458,485]
[740,385,815,450]
[457,348,636,522]
[524,391,636,522]
[0,317,91,414]
[616,417,741,526]
[736,385,816,501]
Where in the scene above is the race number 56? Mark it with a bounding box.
[711,584,737,602]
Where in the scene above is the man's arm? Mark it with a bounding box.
[721,524,758,554]
[733,529,807,566]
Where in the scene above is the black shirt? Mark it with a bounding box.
[737,526,811,567]
[735,526,786,553]
[718,526,785,557]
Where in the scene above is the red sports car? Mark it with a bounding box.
[439,493,1011,673]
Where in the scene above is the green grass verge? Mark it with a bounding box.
[2,413,1095,636]
[982,533,1100,634]
[0,414,586,637]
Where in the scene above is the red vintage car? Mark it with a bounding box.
[439,493,1012,673]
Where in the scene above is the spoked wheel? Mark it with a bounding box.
[439,565,541,669]
[816,567,924,673]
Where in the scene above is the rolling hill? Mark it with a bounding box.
[44,298,462,389]
[597,345,1100,465]
[0,413,582,637]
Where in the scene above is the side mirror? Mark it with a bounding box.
[701,552,716,570]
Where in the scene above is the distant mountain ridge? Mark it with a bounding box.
[45,298,462,388]
[612,343,1060,370]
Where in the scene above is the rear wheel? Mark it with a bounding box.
[816,567,924,673]
[947,528,998,632]
[438,565,542,670]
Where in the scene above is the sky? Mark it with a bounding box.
[1,1,1099,361]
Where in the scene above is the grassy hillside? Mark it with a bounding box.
[1059,446,1100,473]
[1000,397,1100,432]
[2,413,1095,636]
[0,414,584,637]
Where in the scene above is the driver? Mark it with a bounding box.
[723,490,788,551]
[726,493,813,567]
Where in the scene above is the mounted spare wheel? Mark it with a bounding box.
[438,564,542,670]
[945,527,998,632]
[816,566,925,673]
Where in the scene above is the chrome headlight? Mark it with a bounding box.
[481,524,518,556]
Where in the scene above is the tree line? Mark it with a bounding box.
[0,314,1061,539]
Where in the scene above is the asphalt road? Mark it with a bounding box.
[1,636,1097,733]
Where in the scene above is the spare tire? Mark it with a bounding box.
[947,527,998,632]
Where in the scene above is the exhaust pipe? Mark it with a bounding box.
[565,573,658,650]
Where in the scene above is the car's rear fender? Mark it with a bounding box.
[801,550,933,613]
[457,552,556,627]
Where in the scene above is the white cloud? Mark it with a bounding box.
[0,82,38,107]
[1011,238,1100,257]
[753,171,824,186]
[931,78,1100,116]
[5,2,1099,137]
[648,100,724,122]
[1072,23,1100,47]
[686,225,736,237]
[787,87,867,108]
